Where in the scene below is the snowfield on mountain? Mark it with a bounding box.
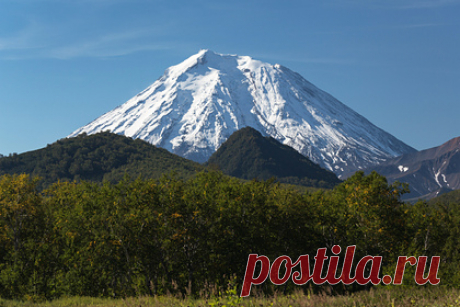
[70,50,415,177]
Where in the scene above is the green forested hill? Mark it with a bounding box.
[428,189,460,205]
[0,132,203,189]
[0,129,340,191]
[206,127,341,188]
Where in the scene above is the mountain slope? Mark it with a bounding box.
[206,127,341,188]
[428,189,460,205]
[366,136,460,200]
[70,49,415,177]
[0,132,203,189]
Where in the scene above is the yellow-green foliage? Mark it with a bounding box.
[0,171,458,300]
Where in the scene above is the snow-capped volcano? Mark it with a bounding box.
[70,49,415,177]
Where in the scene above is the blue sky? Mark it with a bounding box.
[1,0,459,155]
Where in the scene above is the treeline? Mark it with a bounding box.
[0,171,458,300]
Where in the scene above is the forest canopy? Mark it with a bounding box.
[0,170,458,300]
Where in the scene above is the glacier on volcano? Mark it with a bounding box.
[69,49,415,177]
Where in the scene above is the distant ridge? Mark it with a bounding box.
[206,127,341,188]
[70,49,415,177]
[366,136,460,200]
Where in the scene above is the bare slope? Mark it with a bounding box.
[367,136,460,200]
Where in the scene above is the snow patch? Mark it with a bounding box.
[434,168,442,188]
[441,174,450,187]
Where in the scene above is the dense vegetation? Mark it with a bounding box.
[0,170,458,300]
[0,133,203,190]
[206,127,341,189]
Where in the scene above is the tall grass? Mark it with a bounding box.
[1,287,459,307]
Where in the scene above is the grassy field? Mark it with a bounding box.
[1,287,459,307]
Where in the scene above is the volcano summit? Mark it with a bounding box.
[70,50,415,177]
